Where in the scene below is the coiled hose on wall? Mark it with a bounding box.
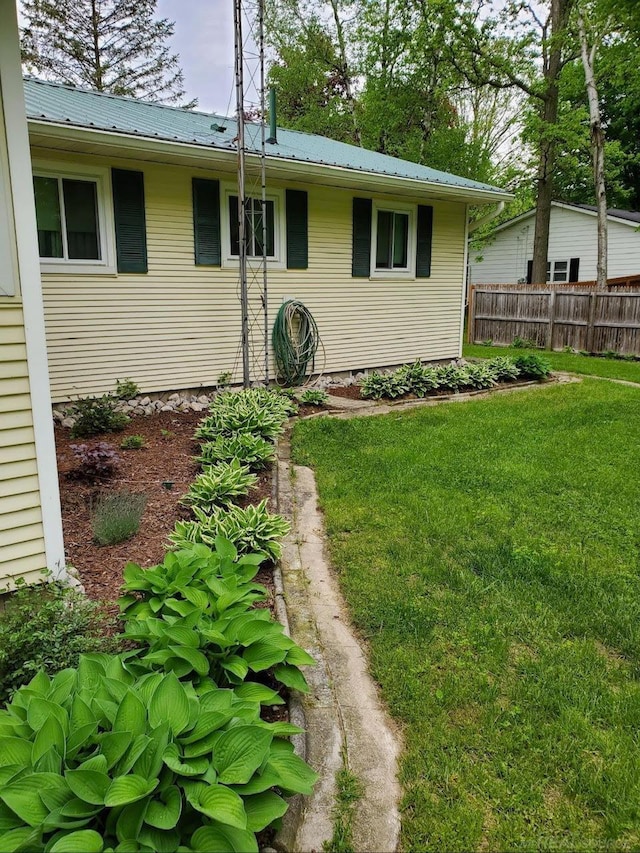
[272,299,320,385]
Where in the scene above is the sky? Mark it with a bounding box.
[156,0,237,115]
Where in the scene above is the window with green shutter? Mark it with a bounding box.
[286,189,308,269]
[416,205,433,278]
[193,178,221,265]
[112,168,147,273]
[352,197,372,277]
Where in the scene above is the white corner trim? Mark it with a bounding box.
[1,3,67,582]
[459,204,470,357]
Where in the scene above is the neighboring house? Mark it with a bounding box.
[23,78,510,402]
[0,3,67,589]
[469,201,640,286]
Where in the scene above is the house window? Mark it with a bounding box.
[552,260,568,283]
[228,195,275,258]
[370,202,416,276]
[31,164,115,273]
[375,210,409,270]
[33,175,100,261]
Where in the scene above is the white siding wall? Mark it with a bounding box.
[469,206,640,285]
[35,149,468,402]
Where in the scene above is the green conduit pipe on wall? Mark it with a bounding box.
[272,299,320,385]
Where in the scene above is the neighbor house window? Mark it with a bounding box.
[228,195,275,258]
[370,202,415,276]
[33,175,101,261]
[552,260,568,282]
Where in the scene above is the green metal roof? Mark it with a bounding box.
[24,77,507,196]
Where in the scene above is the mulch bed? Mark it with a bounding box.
[55,412,273,610]
[326,386,365,400]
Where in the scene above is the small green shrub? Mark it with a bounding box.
[70,395,129,438]
[0,580,118,703]
[0,659,318,852]
[92,491,147,545]
[197,432,276,469]
[217,370,233,387]
[300,388,329,406]
[120,434,145,450]
[481,339,493,347]
[170,500,290,563]
[512,335,537,349]
[181,460,257,512]
[435,362,469,391]
[463,362,497,390]
[512,353,552,379]
[120,544,313,693]
[114,378,140,399]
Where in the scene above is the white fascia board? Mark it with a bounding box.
[1,7,67,582]
[28,120,513,204]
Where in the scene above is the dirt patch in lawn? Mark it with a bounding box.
[55,411,274,610]
[326,386,363,400]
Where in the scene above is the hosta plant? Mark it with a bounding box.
[195,408,285,444]
[170,500,290,563]
[0,657,318,853]
[180,460,257,512]
[434,362,470,392]
[486,356,521,382]
[396,362,440,397]
[463,362,498,390]
[121,607,313,694]
[513,353,551,379]
[360,371,409,400]
[197,433,276,470]
[299,389,328,406]
[119,542,268,622]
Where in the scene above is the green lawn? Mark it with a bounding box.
[292,380,640,852]
[464,343,640,383]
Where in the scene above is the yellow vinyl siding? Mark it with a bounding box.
[0,303,46,588]
[35,150,466,402]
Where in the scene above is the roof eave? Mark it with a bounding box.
[27,119,512,204]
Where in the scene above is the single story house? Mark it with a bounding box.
[23,77,510,403]
[2,5,510,589]
[469,201,640,286]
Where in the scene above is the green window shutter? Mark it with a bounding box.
[111,168,147,273]
[193,178,221,265]
[352,197,372,277]
[416,204,433,278]
[286,189,308,269]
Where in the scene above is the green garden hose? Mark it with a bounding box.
[272,299,320,385]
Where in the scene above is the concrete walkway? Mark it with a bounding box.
[275,435,402,853]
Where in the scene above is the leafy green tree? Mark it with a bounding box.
[21,0,195,107]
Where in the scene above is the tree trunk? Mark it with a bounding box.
[328,0,361,145]
[530,0,573,285]
[578,9,608,290]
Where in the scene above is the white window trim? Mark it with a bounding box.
[370,199,417,279]
[220,183,286,270]
[32,160,116,275]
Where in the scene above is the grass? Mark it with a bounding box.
[92,490,147,545]
[293,379,640,851]
[323,763,365,853]
[464,342,640,383]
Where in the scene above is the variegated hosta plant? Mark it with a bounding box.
[170,502,290,564]
[0,657,318,853]
[196,432,276,470]
[180,460,257,512]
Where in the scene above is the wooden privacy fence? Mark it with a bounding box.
[468,280,640,355]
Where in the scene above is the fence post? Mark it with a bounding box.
[467,285,476,344]
[546,287,556,350]
[586,291,597,352]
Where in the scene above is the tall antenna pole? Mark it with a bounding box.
[234,0,250,388]
[258,0,269,385]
